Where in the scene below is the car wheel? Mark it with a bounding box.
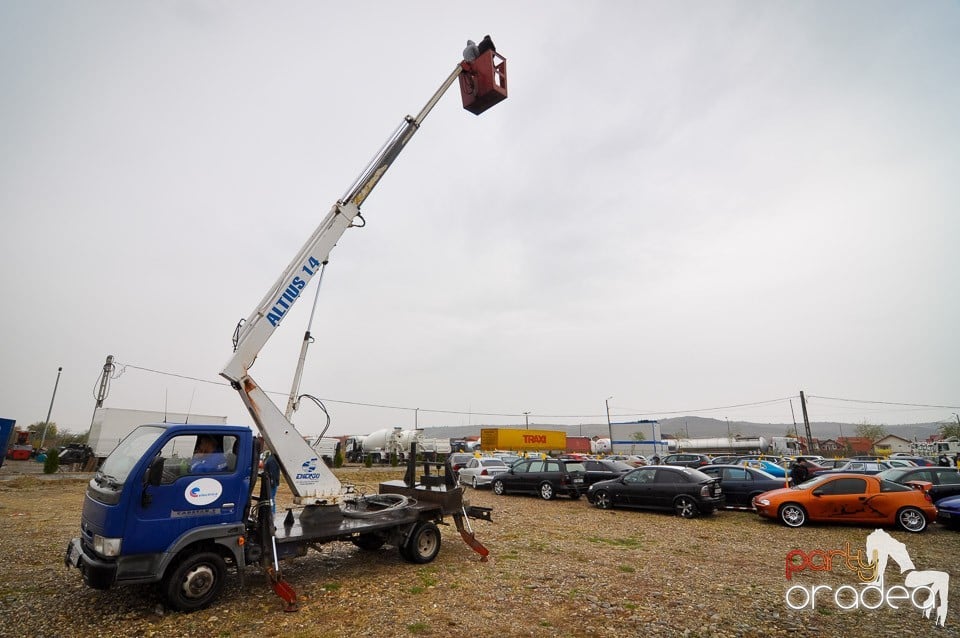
[594,490,612,510]
[539,482,555,500]
[492,479,505,496]
[472,477,479,489]
[569,490,581,500]
[163,551,227,612]
[897,507,927,533]
[779,503,807,528]
[400,521,441,564]
[674,495,699,518]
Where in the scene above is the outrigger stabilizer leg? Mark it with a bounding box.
[453,506,492,561]
[257,473,299,611]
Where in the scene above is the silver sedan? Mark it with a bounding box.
[458,457,509,488]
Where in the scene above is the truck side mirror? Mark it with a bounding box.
[146,455,165,487]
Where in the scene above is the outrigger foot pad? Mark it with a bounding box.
[266,566,299,612]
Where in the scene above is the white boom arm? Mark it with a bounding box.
[221,63,465,504]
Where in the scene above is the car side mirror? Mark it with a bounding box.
[146,455,165,487]
[812,489,823,497]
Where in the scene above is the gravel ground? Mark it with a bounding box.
[0,462,957,637]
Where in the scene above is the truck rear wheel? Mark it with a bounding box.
[163,551,227,612]
[400,521,441,564]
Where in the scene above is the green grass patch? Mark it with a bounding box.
[407,622,430,634]
[618,565,635,573]
[586,535,643,549]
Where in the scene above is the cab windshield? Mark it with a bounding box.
[97,425,166,485]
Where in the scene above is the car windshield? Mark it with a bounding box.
[876,468,909,481]
[481,459,506,467]
[795,474,832,489]
[683,468,712,481]
[564,462,586,473]
[607,461,634,471]
[98,425,166,485]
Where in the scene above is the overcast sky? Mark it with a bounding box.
[2,1,958,439]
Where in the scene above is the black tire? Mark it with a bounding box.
[674,495,699,518]
[163,551,227,612]
[593,490,612,510]
[539,482,555,501]
[779,503,807,528]
[401,521,441,564]
[897,507,927,533]
[352,533,386,550]
[492,479,506,496]
[569,490,581,500]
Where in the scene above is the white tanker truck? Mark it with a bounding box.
[343,428,449,463]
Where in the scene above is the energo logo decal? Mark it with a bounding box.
[297,457,323,481]
[184,478,223,506]
[784,529,950,627]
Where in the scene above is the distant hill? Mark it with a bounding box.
[422,417,942,443]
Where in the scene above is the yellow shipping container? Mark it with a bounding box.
[480,428,566,451]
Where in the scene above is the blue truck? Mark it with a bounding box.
[66,423,487,610]
[65,38,507,612]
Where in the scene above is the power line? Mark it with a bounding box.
[806,395,960,410]
[113,362,958,423]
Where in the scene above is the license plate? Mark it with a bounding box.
[67,542,80,567]
[573,478,583,484]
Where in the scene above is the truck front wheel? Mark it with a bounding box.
[163,551,227,612]
[400,521,441,564]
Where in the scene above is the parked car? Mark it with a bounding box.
[660,453,711,468]
[883,459,917,468]
[698,465,786,509]
[752,474,937,532]
[458,457,509,488]
[887,456,936,467]
[736,458,788,479]
[709,455,741,466]
[816,458,851,469]
[809,460,893,477]
[935,495,960,529]
[580,459,634,487]
[586,466,724,518]
[875,466,960,502]
[606,454,647,467]
[491,458,586,500]
[447,453,475,478]
[493,453,522,467]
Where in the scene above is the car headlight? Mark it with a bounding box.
[756,498,770,507]
[93,534,122,557]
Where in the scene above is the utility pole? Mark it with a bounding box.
[605,397,613,452]
[39,366,63,450]
[800,390,815,455]
[523,412,530,428]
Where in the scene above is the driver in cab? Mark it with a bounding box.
[189,434,229,474]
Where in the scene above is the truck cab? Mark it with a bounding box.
[68,424,255,599]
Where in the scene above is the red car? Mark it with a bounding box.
[753,473,937,533]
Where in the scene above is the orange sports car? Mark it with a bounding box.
[752,473,937,533]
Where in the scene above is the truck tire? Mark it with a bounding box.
[400,521,441,564]
[163,550,227,612]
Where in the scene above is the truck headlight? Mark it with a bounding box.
[93,534,122,557]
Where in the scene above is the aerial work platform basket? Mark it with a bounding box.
[459,49,508,115]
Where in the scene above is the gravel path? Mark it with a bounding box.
[0,465,957,637]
